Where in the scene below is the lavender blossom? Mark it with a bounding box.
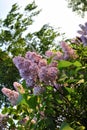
[45,50,55,58]
[77,22,87,46]
[45,50,63,63]
[80,35,87,46]
[33,86,45,95]
[53,51,63,60]
[2,87,19,106]
[13,56,31,70]
[20,69,31,80]
[13,51,59,88]
[79,24,85,30]
[13,54,39,87]
[26,76,36,87]
[49,61,58,67]
[13,56,25,69]
[13,82,25,94]
[25,51,42,64]
[61,41,77,59]
[38,66,58,85]
[38,59,47,68]
[25,63,39,87]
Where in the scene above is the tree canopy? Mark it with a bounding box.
[66,0,87,17]
[0,1,62,106]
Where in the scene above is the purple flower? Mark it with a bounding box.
[79,24,85,30]
[77,22,87,46]
[80,35,87,46]
[13,82,25,94]
[13,51,59,88]
[38,66,58,85]
[2,87,19,106]
[26,76,35,87]
[25,51,42,64]
[33,86,45,95]
[13,56,31,70]
[38,59,47,68]
[13,56,25,69]
[61,41,77,59]
[45,50,55,58]
[53,51,63,60]
[49,61,58,67]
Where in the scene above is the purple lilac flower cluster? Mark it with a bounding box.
[1,82,24,106]
[45,42,77,60]
[2,42,77,105]
[2,87,19,105]
[77,22,87,46]
[13,51,58,88]
[13,42,77,89]
[61,41,77,59]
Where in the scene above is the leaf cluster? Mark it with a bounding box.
[66,0,87,17]
[1,42,87,130]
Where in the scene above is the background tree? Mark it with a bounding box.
[66,0,87,17]
[0,1,41,106]
[0,1,62,106]
[0,49,20,107]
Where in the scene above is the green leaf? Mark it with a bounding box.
[65,87,74,93]
[60,122,74,130]
[28,95,37,109]
[16,94,23,105]
[58,60,72,68]
[2,107,8,114]
[77,79,84,84]
[73,61,82,67]
[25,1,37,11]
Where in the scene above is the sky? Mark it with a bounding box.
[0,0,87,38]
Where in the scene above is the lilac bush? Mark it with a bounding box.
[1,40,87,129]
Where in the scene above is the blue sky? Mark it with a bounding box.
[0,0,87,38]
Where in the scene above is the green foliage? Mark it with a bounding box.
[58,60,82,68]
[58,60,73,68]
[0,50,19,85]
[0,2,41,56]
[25,1,38,11]
[0,49,20,107]
[33,24,60,54]
[0,1,62,106]
[66,0,87,17]
[1,41,87,129]
[60,122,74,130]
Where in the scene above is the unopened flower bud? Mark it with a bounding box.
[2,87,19,106]
[13,82,25,94]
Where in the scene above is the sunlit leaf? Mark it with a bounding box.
[58,60,72,68]
[60,122,74,130]
[77,79,84,84]
[65,87,75,93]
[73,61,82,67]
